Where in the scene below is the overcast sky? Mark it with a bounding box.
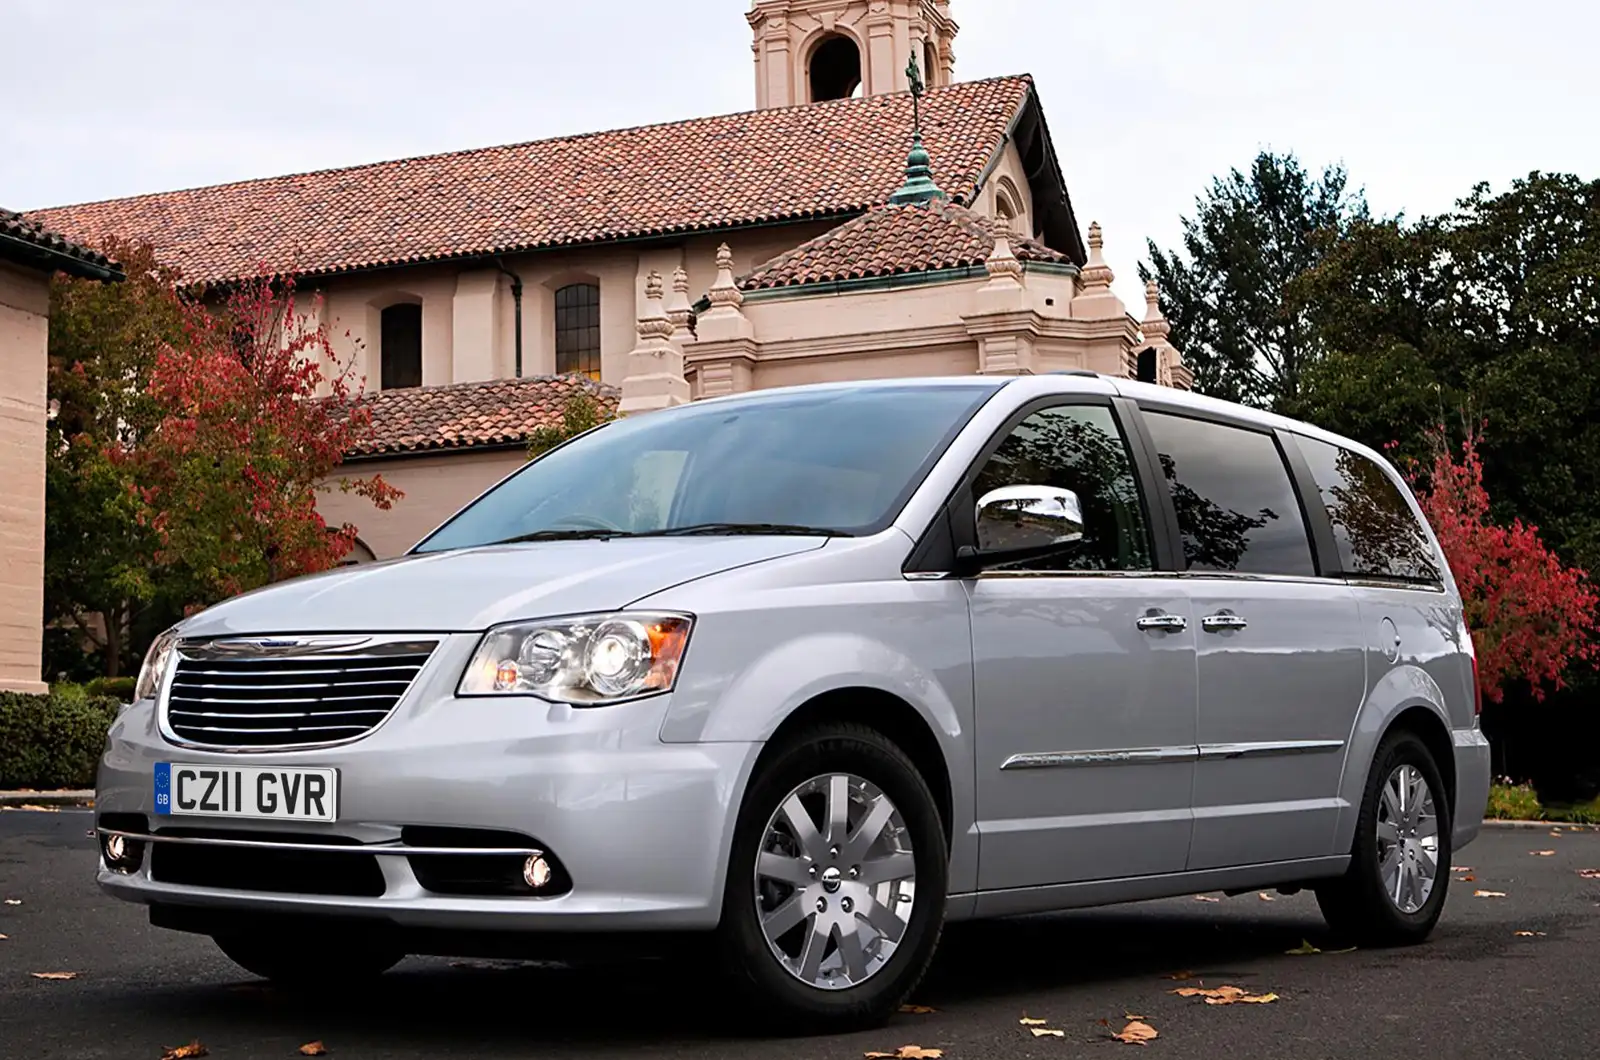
[5,0,1596,310]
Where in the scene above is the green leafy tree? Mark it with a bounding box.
[44,241,186,677]
[526,390,616,459]
[1141,151,1370,407]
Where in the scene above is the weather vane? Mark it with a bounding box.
[906,47,925,137]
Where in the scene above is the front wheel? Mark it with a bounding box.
[1316,730,1452,946]
[718,723,948,1032]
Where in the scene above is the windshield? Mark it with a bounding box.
[412,383,997,552]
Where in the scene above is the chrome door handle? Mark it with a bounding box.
[1201,612,1249,633]
[1136,613,1188,633]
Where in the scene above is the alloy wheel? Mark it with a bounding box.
[753,773,917,990]
[1375,762,1440,914]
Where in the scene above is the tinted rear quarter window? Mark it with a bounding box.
[1294,434,1442,585]
[1142,411,1316,577]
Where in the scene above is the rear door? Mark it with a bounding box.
[1138,408,1367,869]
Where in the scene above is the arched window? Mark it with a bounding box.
[809,34,862,102]
[995,178,1026,235]
[380,303,422,390]
[924,41,939,87]
[554,283,601,379]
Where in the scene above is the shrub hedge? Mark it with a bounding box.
[0,685,122,790]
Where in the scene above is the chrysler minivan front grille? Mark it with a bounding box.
[163,636,437,750]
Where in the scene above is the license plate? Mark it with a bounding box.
[154,763,338,822]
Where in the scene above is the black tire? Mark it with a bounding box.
[214,931,403,988]
[718,723,948,1033]
[1316,730,1452,946]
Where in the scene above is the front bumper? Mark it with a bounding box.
[95,634,760,932]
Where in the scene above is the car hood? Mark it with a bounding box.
[176,537,827,637]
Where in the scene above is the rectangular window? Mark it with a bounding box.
[554,283,601,380]
[972,404,1154,571]
[1143,411,1316,577]
[1295,435,1442,585]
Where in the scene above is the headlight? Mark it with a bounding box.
[459,612,693,704]
[134,628,179,702]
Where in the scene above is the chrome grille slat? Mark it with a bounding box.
[163,637,437,750]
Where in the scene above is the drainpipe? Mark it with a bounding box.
[492,257,525,377]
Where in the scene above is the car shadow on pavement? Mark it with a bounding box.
[90,904,1339,1047]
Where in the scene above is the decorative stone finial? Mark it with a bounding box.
[707,243,745,310]
[984,225,1024,285]
[1080,221,1114,289]
[666,265,695,345]
[636,270,674,343]
[1143,279,1170,341]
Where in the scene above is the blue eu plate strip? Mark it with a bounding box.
[153,762,172,815]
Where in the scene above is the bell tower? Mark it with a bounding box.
[748,0,958,110]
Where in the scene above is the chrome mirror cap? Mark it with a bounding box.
[974,484,1084,554]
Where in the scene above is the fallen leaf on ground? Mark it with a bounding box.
[14,804,58,812]
[1323,946,1358,954]
[1457,874,1477,882]
[1172,984,1278,1005]
[3,899,20,905]
[1285,940,1321,955]
[1532,850,1556,856]
[1514,931,1547,937]
[1450,866,1473,872]
[1578,869,1600,879]
[1019,1017,1048,1025]
[1257,892,1275,901]
[1112,1020,1159,1045]
[1551,830,1563,837]
[160,1044,207,1060]
[298,1043,327,1057]
[1124,1013,1146,1021]
[864,1049,942,1059]
[30,971,77,980]
[899,1004,937,1014]
[1029,1028,1065,1038]
[0,934,8,940]
[1474,889,1508,898]
[1163,971,1196,980]
[1193,895,1221,903]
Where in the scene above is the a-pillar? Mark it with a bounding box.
[619,271,690,416]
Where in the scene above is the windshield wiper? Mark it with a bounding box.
[488,529,636,545]
[648,523,854,538]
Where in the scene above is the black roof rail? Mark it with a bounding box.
[1046,369,1102,378]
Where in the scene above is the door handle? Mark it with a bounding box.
[1201,612,1249,633]
[1136,613,1188,633]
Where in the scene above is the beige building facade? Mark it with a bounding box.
[0,212,120,692]
[35,0,1189,563]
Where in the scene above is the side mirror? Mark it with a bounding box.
[962,484,1084,569]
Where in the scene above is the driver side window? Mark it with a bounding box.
[973,404,1154,572]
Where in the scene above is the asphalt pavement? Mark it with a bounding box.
[3,809,1597,1059]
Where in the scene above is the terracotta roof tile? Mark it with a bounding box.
[348,374,617,458]
[739,198,1070,291]
[0,206,121,279]
[28,77,1035,287]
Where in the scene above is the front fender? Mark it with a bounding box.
[1332,663,1453,854]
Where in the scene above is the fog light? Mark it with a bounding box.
[523,854,553,890]
[101,832,144,874]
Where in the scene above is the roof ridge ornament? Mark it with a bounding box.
[888,47,947,206]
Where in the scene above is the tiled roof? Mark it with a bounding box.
[29,77,1037,287]
[0,207,122,280]
[347,374,618,458]
[739,198,1071,291]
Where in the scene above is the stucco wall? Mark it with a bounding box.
[317,448,530,560]
[0,262,51,693]
[302,220,840,397]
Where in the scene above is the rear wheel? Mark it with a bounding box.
[214,932,403,988]
[718,723,948,1032]
[1316,730,1452,946]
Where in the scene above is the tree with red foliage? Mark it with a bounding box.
[1405,428,1600,703]
[109,273,401,607]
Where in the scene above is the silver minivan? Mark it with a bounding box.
[97,374,1491,1030]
